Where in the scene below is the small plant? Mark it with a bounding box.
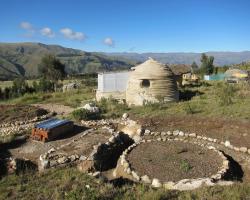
[180,160,192,173]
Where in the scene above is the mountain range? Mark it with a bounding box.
[0,42,135,80]
[1,42,250,80]
[102,52,250,66]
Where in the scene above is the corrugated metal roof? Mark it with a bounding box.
[35,118,72,130]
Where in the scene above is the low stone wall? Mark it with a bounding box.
[116,137,230,191]
[38,129,94,171]
[0,113,54,138]
[78,132,134,172]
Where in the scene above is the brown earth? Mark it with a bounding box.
[33,103,74,117]
[134,115,250,148]
[127,141,222,182]
[0,104,48,123]
[3,128,110,163]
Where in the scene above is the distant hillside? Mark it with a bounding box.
[0,43,135,80]
[103,52,250,66]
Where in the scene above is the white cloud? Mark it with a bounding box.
[60,28,86,41]
[20,22,33,30]
[103,37,115,47]
[40,27,55,38]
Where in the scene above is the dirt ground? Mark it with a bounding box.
[33,103,74,117]
[127,141,222,182]
[0,105,48,123]
[135,115,250,148]
[3,128,110,163]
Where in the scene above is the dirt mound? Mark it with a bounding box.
[0,105,48,123]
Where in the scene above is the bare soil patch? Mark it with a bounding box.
[0,104,48,123]
[33,103,74,116]
[6,129,110,163]
[135,115,250,148]
[127,141,222,182]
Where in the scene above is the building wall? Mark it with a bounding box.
[98,72,130,92]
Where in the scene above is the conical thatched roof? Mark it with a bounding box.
[126,58,179,105]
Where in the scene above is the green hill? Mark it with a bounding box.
[0,42,135,80]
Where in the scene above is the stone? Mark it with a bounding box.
[133,135,142,143]
[82,103,99,113]
[152,178,162,188]
[239,147,248,153]
[178,131,184,137]
[57,156,69,164]
[92,171,101,178]
[248,149,250,154]
[136,129,143,136]
[161,132,166,136]
[144,129,151,135]
[49,160,57,167]
[108,136,116,143]
[122,113,129,120]
[141,175,151,184]
[132,171,140,181]
[224,140,231,148]
[173,130,179,136]
[167,131,172,136]
[189,133,196,138]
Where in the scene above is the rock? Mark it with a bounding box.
[82,103,99,113]
[152,178,162,188]
[92,171,101,178]
[136,129,143,136]
[189,133,196,138]
[49,160,57,167]
[108,136,116,143]
[178,131,184,137]
[133,135,142,143]
[248,149,250,155]
[224,140,231,148]
[48,148,55,154]
[161,132,166,136]
[173,130,179,136]
[141,175,151,184]
[239,147,248,153]
[167,131,173,136]
[144,129,151,135]
[57,156,69,164]
[122,113,129,120]
[131,171,140,181]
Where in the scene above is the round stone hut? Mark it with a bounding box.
[126,58,179,106]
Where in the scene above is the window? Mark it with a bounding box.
[141,79,150,88]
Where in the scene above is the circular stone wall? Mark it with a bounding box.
[127,141,222,182]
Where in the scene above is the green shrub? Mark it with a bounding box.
[71,108,100,121]
[218,83,237,106]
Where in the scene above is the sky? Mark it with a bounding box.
[0,0,250,53]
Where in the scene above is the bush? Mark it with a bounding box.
[218,83,237,106]
[71,108,100,121]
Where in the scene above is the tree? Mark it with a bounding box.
[191,61,199,72]
[38,54,66,90]
[200,53,214,75]
[12,77,29,96]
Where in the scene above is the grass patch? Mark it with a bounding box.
[0,167,250,200]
